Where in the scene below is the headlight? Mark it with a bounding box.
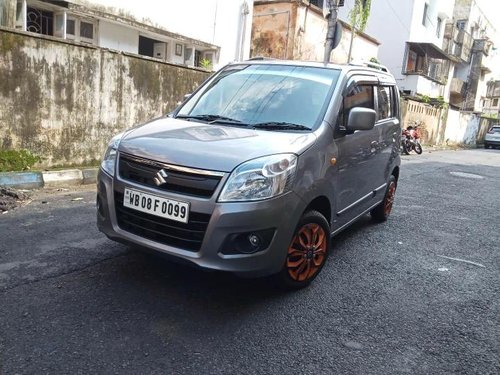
[219,154,297,202]
[100,135,121,176]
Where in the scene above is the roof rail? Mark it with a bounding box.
[349,60,390,73]
[246,56,275,61]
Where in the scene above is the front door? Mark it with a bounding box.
[329,80,381,229]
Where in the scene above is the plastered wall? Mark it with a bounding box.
[0,29,209,167]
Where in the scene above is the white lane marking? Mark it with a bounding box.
[437,255,486,268]
[449,171,484,180]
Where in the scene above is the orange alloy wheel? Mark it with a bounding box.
[384,181,397,216]
[287,223,327,282]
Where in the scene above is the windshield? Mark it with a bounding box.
[177,64,340,130]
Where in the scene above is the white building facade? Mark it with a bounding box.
[7,0,254,69]
[338,0,455,98]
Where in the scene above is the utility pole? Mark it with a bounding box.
[323,0,344,64]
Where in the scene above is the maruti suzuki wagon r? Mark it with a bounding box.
[97,60,401,288]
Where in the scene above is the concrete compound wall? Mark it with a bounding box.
[401,99,495,147]
[401,99,446,145]
[0,28,210,167]
[444,109,481,146]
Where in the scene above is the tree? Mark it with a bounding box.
[347,0,371,62]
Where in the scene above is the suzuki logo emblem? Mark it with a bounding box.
[154,169,168,186]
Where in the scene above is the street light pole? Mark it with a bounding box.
[323,0,343,64]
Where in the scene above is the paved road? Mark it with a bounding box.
[0,149,499,374]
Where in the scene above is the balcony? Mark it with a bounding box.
[404,42,451,85]
[449,78,466,107]
[473,39,492,56]
[450,78,465,95]
[442,24,472,63]
[486,81,500,98]
[444,22,460,42]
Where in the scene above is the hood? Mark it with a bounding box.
[118,117,317,172]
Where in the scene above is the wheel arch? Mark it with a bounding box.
[391,166,400,181]
[303,195,332,227]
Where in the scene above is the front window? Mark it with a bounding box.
[80,21,94,41]
[177,64,340,130]
[26,6,53,35]
[14,1,95,44]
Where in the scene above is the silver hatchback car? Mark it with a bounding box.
[97,60,401,288]
[484,125,500,149]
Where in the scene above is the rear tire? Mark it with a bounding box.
[402,141,410,155]
[484,143,490,149]
[275,210,330,289]
[371,175,397,222]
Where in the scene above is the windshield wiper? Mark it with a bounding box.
[176,114,243,125]
[251,122,311,131]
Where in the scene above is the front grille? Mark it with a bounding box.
[114,191,210,252]
[118,153,222,198]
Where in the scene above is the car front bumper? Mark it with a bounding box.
[484,138,500,146]
[96,169,306,277]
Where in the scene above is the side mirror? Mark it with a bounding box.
[346,107,376,132]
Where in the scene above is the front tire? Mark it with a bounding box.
[371,175,397,222]
[414,143,423,154]
[276,210,330,289]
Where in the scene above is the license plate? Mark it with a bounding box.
[123,188,189,224]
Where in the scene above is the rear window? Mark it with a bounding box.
[491,127,500,133]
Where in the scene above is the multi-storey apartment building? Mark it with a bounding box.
[482,80,500,117]
[338,0,456,99]
[443,0,494,111]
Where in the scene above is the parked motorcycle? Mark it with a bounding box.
[401,125,423,155]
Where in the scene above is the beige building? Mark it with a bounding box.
[251,0,380,64]
[482,80,500,117]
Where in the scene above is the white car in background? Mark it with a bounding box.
[484,125,500,149]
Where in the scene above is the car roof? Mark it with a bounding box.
[228,59,396,84]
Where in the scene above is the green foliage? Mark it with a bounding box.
[0,149,42,172]
[419,94,431,104]
[199,58,212,70]
[434,96,446,108]
[482,113,498,119]
[349,0,372,33]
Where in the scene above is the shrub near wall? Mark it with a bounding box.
[0,29,210,168]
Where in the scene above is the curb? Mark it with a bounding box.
[0,168,99,190]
